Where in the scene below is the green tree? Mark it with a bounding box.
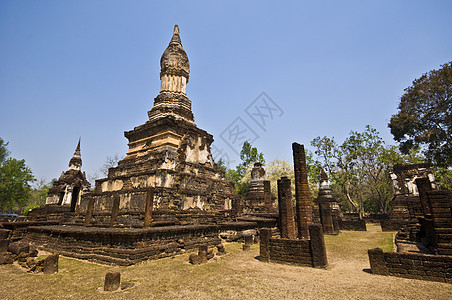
[0,138,35,213]
[237,141,265,177]
[263,153,320,202]
[311,126,418,215]
[388,62,452,167]
[222,141,265,196]
[433,167,452,192]
[24,178,54,215]
[265,159,294,198]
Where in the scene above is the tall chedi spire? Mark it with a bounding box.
[148,25,194,123]
[68,137,82,171]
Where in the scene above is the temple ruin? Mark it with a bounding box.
[313,169,340,235]
[45,139,91,212]
[260,143,327,268]
[369,176,452,283]
[244,162,274,213]
[381,163,439,234]
[77,24,239,226]
[1,25,279,266]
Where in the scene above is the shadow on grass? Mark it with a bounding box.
[362,268,372,274]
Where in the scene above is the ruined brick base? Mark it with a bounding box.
[368,248,452,284]
[24,221,270,266]
[259,224,327,268]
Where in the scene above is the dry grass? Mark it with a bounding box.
[0,223,450,299]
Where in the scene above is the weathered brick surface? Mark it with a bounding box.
[292,143,312,239]
[368,248,452,283]
[258,226,328,268]
[339,219,366,231]
[24,223,263,265]
[42,254,59,274]
[368,248,389,275]
[318,202,334,234]
[0,239,10,252]
[104,272,121,291]
[144,189,154,228]
[259,228,271,262]
[110,195,120,227]
[268,238,312,267]
[423,191,452,255]
[8,242,29,255]
[84,197,95,226]
[309,224,327,268]
[0,229,11,239]
[277,177,296,239]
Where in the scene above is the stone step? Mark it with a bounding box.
[437,242,452,249]
[437,248,452,255]
[435,228,452,234]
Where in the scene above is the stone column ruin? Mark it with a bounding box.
[308,224,328,268]
[259,228,271,262]
[104,272,121,291]
[292,142,313,239]
[277,176,297,239]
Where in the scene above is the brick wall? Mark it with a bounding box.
[259,224,327,268]
[267,238,312,267]
[424,191,452,255]
[338,219,366,231]
[26,224,222,266]
[368,248,452,283]
[380,219,406,232]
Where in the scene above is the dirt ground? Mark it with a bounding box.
[0,223,450,299]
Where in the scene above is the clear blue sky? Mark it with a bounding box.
[1,1,451,184]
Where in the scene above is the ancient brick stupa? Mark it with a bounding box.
[80,25,236,222]
[45,138,91,212]
[314,169,339,235]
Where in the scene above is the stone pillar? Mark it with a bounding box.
[292,143,313,239]
[198,244,208,263]
[216,244,226,255]
[104,272,121,291]
[144,189,154,228]
[308,224,327,268]
[368,248,389,275]
[0,239,10,252]
[110,195,120,227]
[84,197,95,226]
[42,254,59,274]
[263,180,273,213]
[243,235,253,251]
[277,177,296,239]
[259,228,271,262]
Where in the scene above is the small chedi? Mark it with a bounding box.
[244,162,274,213]
[45,139,91,212]
[313,169,340,235]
